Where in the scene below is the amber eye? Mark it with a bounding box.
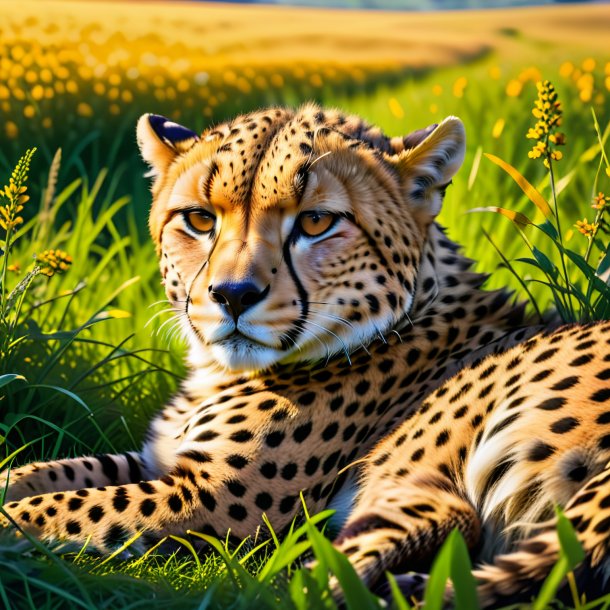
[297,211,336,238]
[183,210,215,234]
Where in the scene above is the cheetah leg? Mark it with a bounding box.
[334,470,480,592]
[0,453,254,553]
[475,466,610,606]
[1,452,153,503]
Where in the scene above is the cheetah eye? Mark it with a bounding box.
[183,210,216,235]
[297,211,337,238]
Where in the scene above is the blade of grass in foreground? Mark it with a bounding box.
[305,521,381,610]
[423,529,479,610]
[533,508,584,610]
[483,153,553,220]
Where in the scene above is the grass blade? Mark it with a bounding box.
[484,153,553,219]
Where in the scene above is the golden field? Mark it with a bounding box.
[1,0,609,137]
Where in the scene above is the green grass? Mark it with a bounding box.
[1,17,610,609]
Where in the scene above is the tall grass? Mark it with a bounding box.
[0,150,183,464]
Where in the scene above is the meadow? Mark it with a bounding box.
[1,0,610,608]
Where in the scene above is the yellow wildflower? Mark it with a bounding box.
[549,132,566,145]
[453,76,467,98]
[506,79,522,97]
[492,118,505,139]
[575,218,598,238]
[528,141,546,159]
[0,148,36,232]
[7,262,21,274]
[526,81,565,166]
[592,192,610,210]
[526,127,541,140]
[35,249,73,277]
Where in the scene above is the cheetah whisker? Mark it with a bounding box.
[308,308,371,356]
[148,299,174,308]
[390,330,403,342]
[279,330,302,353]
[377,332,388,344]
[157,312,189,345]
[289,324,331,364]
[301,299,375,355]
[303,319,352,365]
[147,298,187,308]
[155,313,182,337]
[307,150,333,168]
[145,307,178,329]
[308,309,354,366]
[165,316,189,344]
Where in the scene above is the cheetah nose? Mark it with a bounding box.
[208,282,270,319]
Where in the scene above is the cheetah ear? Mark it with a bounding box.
[137,114,200,177]
[392,116,466,221]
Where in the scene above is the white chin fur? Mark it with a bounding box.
[182,307,407,372]
[210,340,286,372]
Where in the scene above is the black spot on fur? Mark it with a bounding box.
[255,492,273,510]
[88,505,104,523]
[537,397,566,411]
[228,504,248,521]
[199,488,217,511]
[550,417,580,434]
[591,389,610,403]
[279,495,297,514]
[528,442,555,462]
[140,499,156,516]
[104,524,130,548]
[293,422,312,443]
[226,455,249,469]
[168,493,182,513]
[66,520,81,535]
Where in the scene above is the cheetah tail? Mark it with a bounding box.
[474,466,610,607]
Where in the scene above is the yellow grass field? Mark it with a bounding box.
[0,0,610,75]
[3,1,609,69]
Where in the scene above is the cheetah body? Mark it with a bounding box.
[3,105,610,604]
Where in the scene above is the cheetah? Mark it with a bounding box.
[2,104,609,605]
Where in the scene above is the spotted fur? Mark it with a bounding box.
[2,104,607,605]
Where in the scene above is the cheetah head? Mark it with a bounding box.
[137,105,465,372]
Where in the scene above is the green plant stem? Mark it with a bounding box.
[0,222,15,321]
[482,228,544,322]
[584,207,606,265]
[546,151,575,320]
[516,222,572,316]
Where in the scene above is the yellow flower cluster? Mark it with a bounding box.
[575,193,609,244]
[0,148,35,232]
[526,81,565,168]
[592,192,610,211]
[574,218,598,238]
[35,249,73,277]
